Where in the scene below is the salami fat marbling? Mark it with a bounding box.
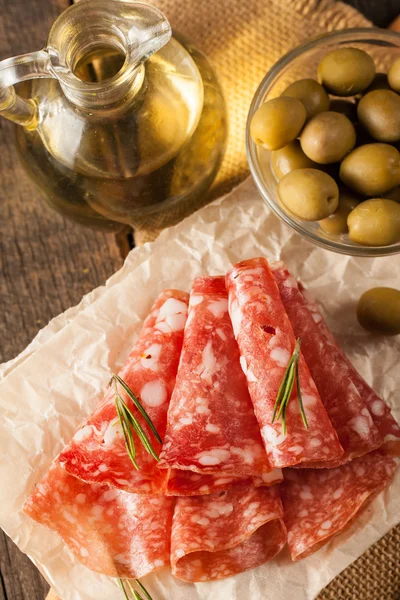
[299,284,400,455]
[23,463,173,578]
[271,262,383,467]
[58,290,189,494]
[281,451,396,560]
[166,468,283,496]
[158,277,272,476]
[226,258,343,469]
[171,483,286,581]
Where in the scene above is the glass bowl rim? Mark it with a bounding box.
[246,27,400,257]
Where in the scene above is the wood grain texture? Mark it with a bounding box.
[0,0,124,598]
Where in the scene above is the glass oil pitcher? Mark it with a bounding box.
[0,0,226,230]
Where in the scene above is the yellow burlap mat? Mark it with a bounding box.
[318,524,400,599]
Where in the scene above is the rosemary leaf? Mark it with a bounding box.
[135,580,153,600]
[117,579,153,600]
[113,374,163,444]
[271,338,307,434]
[118,579,131,600]
[296,356,309,430]
[275,359,296,422]
[126,581,143,600]
[120,399,160,461]
[111,375,160,468]
[115,391,139,470]
[281,396,288,436]
[271,358,292,423]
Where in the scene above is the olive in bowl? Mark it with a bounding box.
[281,78,330,120]
[300,111,356,164]
[318,47,376,96]
[347,198,400,246]
[271,140,318,180]
[277,168,339,221]
[340,143,400,196]
[250,97,306,151]
[357,89,400,143]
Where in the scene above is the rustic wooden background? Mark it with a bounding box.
[1,0,400,599]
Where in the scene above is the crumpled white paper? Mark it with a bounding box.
[0,177,399,600]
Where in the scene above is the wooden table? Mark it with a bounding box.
[1,0,400,599]
[0,0,126,598]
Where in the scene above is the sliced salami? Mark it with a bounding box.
[23,463,173,578]
[171,483,286,581]
[300,285,400,454]
[226,258,343,469]
[271,262,384,466]
[58,290,189,494]
[166,468,283,496]
[281,451,396,561]
[158,276,272,476]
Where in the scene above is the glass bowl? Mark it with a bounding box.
[246,28,400,257]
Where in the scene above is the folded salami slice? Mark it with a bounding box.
[24,463,173,578]
[226,258,343,469]
[158,276,272,476]
[166,468,283,496]
[281,451,396,561]
[299,286,400,455]
[271,263,384,467]
[171,483,286,581]
[58,289,189,494]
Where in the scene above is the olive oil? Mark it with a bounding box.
[16,39,226,230]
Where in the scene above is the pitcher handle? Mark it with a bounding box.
[0,49,53,128]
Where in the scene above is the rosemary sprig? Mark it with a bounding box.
[111,374,161,469]
[135,580,153,600]
[113,374,162,444]
[118,578,153,600]
[271,338,309,434]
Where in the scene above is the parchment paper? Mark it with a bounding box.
[0,177,399,600]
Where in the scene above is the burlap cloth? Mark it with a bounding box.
[45,1,399,599]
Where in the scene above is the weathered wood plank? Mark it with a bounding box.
[0,532,49,600]
[0,3,124,364]
[0,0,124,598]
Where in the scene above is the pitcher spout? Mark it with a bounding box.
[47,0,172,107]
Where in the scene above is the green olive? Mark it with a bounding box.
[357,90,400,143]
[357,287,400,335]
[388,56,400,93]
[340,143,400,196]
[278,168,339,221]
[300,111,356,164]
[250,97,306,151]
[281,79,330,120]
[319,190,359,235]
[347,198,400,246]
[366,72,391,92]
[329,99,357,122]
[318,47,376,96]
[271,140,318,180]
